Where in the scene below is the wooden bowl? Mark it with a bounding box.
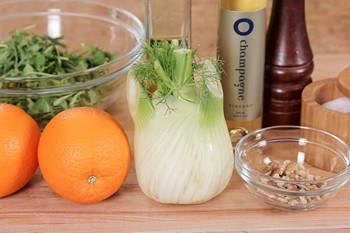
[301,68,350,145]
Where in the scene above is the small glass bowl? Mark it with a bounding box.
[0,0,144,127]
[235,126,350,210]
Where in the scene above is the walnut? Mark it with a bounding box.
[258,158,326,206]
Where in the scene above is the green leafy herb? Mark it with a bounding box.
[132,40,222,104]
[0,30,120,127]
[0,30,119,77]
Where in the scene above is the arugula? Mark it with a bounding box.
[0,30,119,77]
[0,30,120,127]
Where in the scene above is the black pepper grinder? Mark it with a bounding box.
[263,0,313,127]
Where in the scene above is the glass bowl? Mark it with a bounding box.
[235,126,350,210]
[0,0,144,127]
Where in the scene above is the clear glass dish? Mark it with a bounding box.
[235,126,350,210]
[0,0,144,127]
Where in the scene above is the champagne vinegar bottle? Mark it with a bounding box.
[218,0,267,132]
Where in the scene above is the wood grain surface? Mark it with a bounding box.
[2,0,350,231]
[0,54,350,233]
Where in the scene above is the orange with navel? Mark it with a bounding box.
[0,103,40,198]
[38,107,131,204]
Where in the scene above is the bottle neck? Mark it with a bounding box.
[266,0,313,67]
[145,0,191,47]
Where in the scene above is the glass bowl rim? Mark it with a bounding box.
[0,0,145,93]
[235,125,350,185]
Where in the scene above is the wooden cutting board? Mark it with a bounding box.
[1,54,350,232]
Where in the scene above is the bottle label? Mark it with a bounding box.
[218,8,265,121]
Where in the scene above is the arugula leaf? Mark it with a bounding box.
[0,30,120,127]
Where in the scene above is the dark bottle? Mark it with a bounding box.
[263,0,313,127]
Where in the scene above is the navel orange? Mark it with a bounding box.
[0,103,40,198]
[38,107,131,204]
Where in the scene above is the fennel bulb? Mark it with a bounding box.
[127,41,234,204]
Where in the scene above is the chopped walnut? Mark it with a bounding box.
[257,159,327,206]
